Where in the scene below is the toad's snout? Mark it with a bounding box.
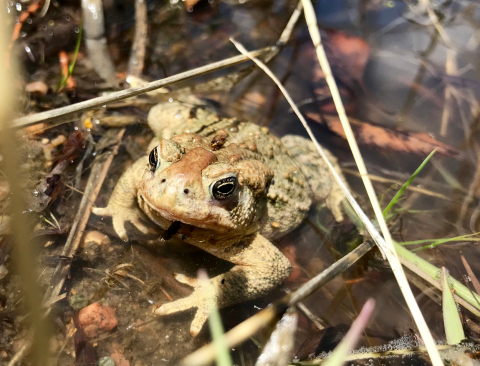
[158,147,217,199]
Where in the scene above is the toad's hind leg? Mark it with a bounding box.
[280,135,346,222]
[153,233,292,337]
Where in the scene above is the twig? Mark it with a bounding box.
[419,0,453,48]
[9,47,273,129]
[127,0,148,76]
[460,254,480,295]
[439,50,457,136]
[276,1,303,47]
[44,128,125,302]
[179,241,374,366]
[457,151,480,227]
[283,288,326,330]
[296,2,444,364]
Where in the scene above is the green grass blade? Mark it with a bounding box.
[400,233,480,247]
[383,149,437,217]
[57,22,83,92]
[199,270,232,366]
[442,267,465,344]
[411,233,480,251]
[394,242,480,312]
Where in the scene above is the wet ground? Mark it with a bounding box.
[2,0,480,365]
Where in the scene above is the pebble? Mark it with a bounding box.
[271,222,280,228]
[79,302,118,338]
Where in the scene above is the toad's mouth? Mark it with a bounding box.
[141,193,232,232]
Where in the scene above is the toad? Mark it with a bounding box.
[93,96,345,336]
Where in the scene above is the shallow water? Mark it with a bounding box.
[2,0,480,364]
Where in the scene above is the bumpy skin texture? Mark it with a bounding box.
[92,96,344,336]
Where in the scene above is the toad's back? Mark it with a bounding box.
[148,97,343,240]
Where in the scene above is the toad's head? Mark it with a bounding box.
[139,134,273,238]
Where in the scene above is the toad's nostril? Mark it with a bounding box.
[184,189,190,194]
[161,179,166,183]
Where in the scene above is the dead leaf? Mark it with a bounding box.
[301,30,371,114]
[307,113,458,156]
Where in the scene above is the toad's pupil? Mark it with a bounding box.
[149,147,160,172]
[212,177,236,200]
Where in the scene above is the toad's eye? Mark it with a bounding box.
[211,177,237,200]
[149,147,161,172]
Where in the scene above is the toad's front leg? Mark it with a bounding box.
[153,233,292,336]
[92,157,157,241]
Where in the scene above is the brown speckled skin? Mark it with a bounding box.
[92,96,344,336]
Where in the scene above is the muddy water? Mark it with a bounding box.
[3,0,480,364]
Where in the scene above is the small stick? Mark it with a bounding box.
[460,254,480,296]
[179,241,374,366]
[9,47,273,129]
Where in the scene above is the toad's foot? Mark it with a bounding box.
[92,204,156,241]
[154,234,292,337]
[153,273,209,337]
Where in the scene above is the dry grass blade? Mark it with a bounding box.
[298,1,443,364]
[9,47,273,129]
[179,241,374,366]
[322,299,375,366]
[1,10,50,366]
